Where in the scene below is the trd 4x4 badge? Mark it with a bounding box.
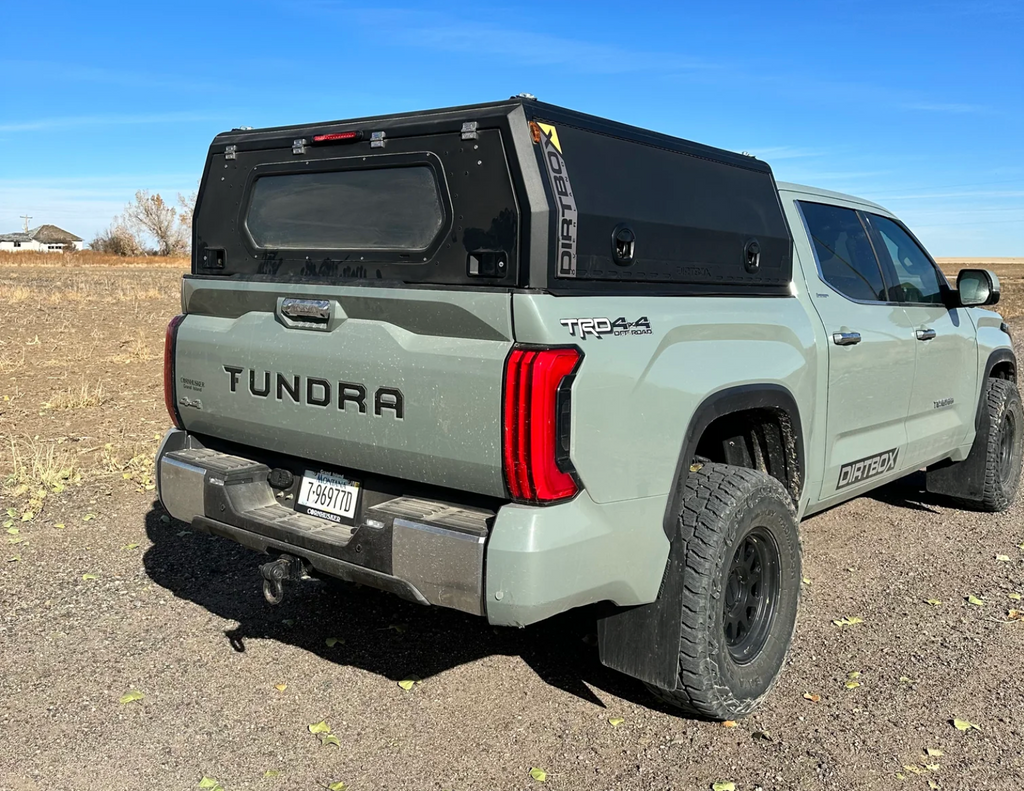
[559,316,652,339]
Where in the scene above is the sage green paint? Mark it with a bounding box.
[485,490,670,626]
[175,281,515,497]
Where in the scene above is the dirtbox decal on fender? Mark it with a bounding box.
[533,121,578,278]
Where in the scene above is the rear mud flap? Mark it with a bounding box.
[596,540,686,691]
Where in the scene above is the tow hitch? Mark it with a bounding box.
[259,555,305,604]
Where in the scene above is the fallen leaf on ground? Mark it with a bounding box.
[751,731,772,741]
[529,768,547,782]
[6,527,18,535]
[263,770,280,778]
[801,577,812,585]
[996,554,1011,561]
[308,720,331,734]
[274,683,287,692]
[320,734,340,747]
[1009,593,1022,601]
[953,718,980,731]
[397,676,420,690]
[8,555,21,562]
[119,690,144,704]
[122,543,140,550]
[925,598,942,605]
[21,512,34,522]
[9,537,22,545]
[966,595,984,607]
[904,765,925,775]
[722,720,738,728]
[82,513,96,521]
[928,780,940,790]
[924,763,941,772]
[899,676,915,683]
[1008,609,1022,621]
[608,717,625,727]
[832,616,864,626]
[2,519,12,529]
[82,574,97,580]
[712,783,736,791]
[325,637,343,647]
[848,671,861,679]
[803,692,821,702]
[926,748,943,757]
[845,680,861,689]
[54,523,65,529]
[198,778,220,790]
[5,508,15,518]
[328,783,347,791]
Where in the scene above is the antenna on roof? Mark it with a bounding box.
[20,215,32,233]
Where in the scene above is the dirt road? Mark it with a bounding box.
[1,263,1023,790]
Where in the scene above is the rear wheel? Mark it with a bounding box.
[645,462,801,720]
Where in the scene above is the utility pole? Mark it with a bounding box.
[19,215,32,233]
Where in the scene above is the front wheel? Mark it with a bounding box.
[977,378,1023,512]
[645,463,801,720]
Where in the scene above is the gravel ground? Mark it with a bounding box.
[1,266,1022,790]
[1,472,1023,790]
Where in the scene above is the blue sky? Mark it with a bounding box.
[1,0,1021,255]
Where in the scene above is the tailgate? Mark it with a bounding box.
[173,281,513,497]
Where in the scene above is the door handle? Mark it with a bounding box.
[832,331,862,346]
[916,328,936,341]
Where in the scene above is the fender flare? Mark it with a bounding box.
[597,383,804,690]
[977,348,1017,428]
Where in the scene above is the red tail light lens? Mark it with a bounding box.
[164,314,185,429]
[503,346,581,503]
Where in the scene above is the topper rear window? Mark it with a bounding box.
[245,166,444,251]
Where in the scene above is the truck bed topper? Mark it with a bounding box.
[192,97,793,295]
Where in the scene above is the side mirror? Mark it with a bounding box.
[957,268,1001,307]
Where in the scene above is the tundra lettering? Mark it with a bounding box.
[222,365,402,417]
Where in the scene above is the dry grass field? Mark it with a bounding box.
[1,255,1023,790]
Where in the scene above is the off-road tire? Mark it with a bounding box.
[645,463,801,720]
[976,378,1023,512]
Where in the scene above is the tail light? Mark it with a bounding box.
[503,346,582,503]
[164,314,185,429]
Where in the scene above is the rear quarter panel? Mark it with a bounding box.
[512,293,820,507]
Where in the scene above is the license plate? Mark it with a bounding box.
[295,469,361,523]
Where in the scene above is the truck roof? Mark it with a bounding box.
[777,181,892,216]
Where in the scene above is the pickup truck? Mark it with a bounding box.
[156,97,1021,720]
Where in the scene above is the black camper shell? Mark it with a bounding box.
[192,98,793,296]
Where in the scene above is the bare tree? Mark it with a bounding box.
[177,189,198,251]
[124,190,188,256]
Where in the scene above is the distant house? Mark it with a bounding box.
[0,224,83,252]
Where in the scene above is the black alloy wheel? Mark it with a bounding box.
[723,526,781,664]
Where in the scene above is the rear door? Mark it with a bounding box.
[796,200,916,500]
[865,213,979,466]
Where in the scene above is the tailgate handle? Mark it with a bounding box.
[280,298,331,325]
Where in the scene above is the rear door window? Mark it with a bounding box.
[868,214,946,305]
[799,202,889,303]
[246,166,444,251]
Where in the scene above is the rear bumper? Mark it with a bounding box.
[156,429,669,625]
